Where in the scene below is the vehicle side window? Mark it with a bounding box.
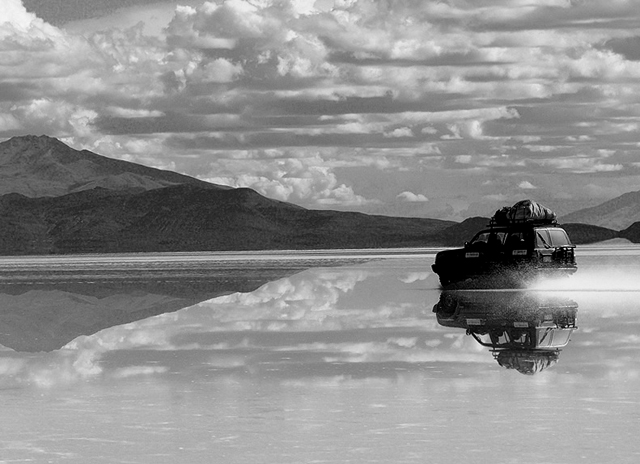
[548,229,572,246]
[471,232,490,245]
[505,232,526,248]
[536,229,551,248]
[471,232,507,248]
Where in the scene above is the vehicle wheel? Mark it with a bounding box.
[439,293,458,315]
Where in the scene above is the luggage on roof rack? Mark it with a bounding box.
[491,199,557,226]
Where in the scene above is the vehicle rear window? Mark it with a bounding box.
[548,229,571,246]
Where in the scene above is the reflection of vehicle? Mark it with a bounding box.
[431,200,577,286]
[433,289,578,374]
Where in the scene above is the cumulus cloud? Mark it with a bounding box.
[519,181,537,189]
[532,157,624,173]
[384,127,413,138]
[6,0,640,214]
[206,154,374,206]
[397,191,428,203]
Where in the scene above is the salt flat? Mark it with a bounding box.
[0,246,638,463]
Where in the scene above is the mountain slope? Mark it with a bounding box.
[0,185,456,254]
[0,135,226,197]
[429,216,617,246]
[0,135,617,252]
[560,190,640,230]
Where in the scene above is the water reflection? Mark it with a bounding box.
[433,289,578,374]
[0,266,307,352]
[0,258,450,388]
[2,251,640,464]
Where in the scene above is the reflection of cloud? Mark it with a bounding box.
[0,264,498,387]
[0,350,101,389]
[398,272,430,283]
[13,260,640,388]
[113,366,169,379]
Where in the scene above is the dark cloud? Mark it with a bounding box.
[22,0,161,25]
[602,36,640,61]
[0,82,40,102]
[472,2,640,32]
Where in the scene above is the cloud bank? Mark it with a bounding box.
[6,0,640,217]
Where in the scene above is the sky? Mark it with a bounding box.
[4,0,640,220]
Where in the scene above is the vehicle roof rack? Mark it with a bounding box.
[488,217,558,228]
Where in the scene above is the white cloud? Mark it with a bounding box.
[1,0,57,36]
[533,157,624,173]
[519,181,537,189]
[384,127,413,138]
[199,58,243,83]
[6,0,640,217]
[105,108,165,118]
[397,191,428,203]
[206,155,373,207]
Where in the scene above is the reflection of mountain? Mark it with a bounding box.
[433,290,578,374]
[0,266,305,352]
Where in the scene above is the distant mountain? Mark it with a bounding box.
[0,135,621,253]
[433,217,490,247]
[619,222,640,243]
[0,184,455,254]
[560,190,640,230]
[431,217,617,246]
[0,135,225,197]
[561,223,619,244]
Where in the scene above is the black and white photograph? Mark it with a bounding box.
[2,0,640,462]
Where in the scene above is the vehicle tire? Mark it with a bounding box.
[439,293,458,316]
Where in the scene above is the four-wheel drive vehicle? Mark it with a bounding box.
[431,200,577,286]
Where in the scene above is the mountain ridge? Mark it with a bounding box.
[560,190,640,230]
[0,134,633,252]
[0,184,456,254]
[0,135,226,197]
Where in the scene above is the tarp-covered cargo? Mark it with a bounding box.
[493,199,557,224]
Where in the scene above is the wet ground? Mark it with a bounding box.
[0,246,639,463]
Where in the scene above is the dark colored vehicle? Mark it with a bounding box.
[431,221,577,286]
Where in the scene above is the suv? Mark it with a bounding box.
[431,222,577,286]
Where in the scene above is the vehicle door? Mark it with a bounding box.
[534,228,554,264]
[465,231,507,269]
[505,230,529,263]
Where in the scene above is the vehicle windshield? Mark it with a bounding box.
[536,229,552,248]
[548,229,572,246]
[536,228,572,248]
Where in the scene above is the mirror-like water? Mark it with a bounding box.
[0,246,639,463]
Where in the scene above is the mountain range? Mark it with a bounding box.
[0,134,637,254]
[0,135,224,197]
[560,191,640,230]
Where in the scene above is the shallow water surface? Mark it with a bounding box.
[0,247,639,463]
